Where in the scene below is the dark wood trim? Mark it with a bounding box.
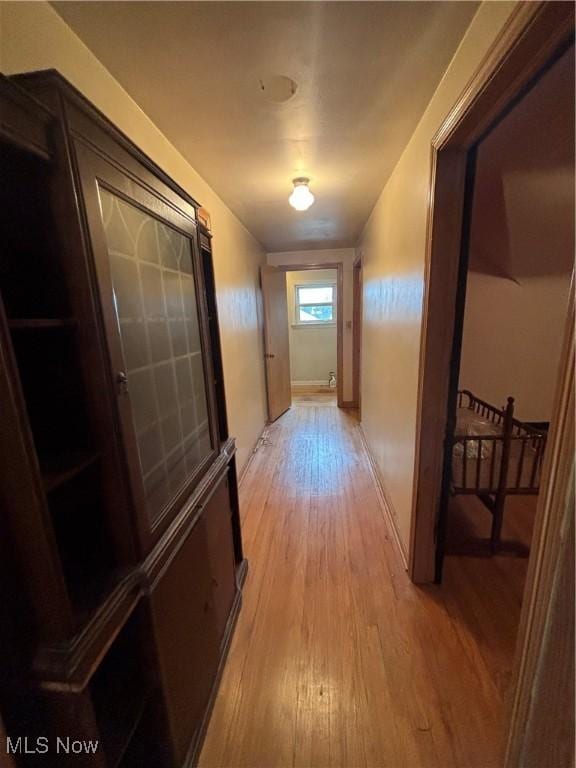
[34,571,143,692]
[434,4,575,152]
[7,317,77,329]
[336,264,343,408]
[525,420,550,432]
[410,147,468,582]
[226,452,245,569]
[199,229,212,252]
[68,107,197,226]
[0,74,53,160]
[198,224,230,443]
[433,146,477,582]
[12,69,201,212]
[352,259,362,412]
[142,439,236,589]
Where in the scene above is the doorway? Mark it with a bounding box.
[409,3,574,764]
[432,43,574,722]
[410,2,574,581]
[286,269,339,405]
[352,256,363,416]
[441,42,574,569]
[261,262,344,421]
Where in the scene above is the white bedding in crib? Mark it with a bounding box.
[451,407,541,491]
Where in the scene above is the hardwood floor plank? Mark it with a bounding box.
[200,402,522,767]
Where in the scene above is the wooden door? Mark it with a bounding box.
[204,474,236,641]
[261,266,291,421]
[150,513,216,765]
[151,470,237,765]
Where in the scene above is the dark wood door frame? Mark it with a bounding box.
[409,0,574,583]
[352,256,363,414]
[408,2,574,765]
[277,263,344,408]
[432,145,478,584]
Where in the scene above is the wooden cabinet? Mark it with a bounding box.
[150,471,237,765]
[0,72,246,767]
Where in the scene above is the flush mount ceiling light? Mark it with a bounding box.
[289,178,315,211]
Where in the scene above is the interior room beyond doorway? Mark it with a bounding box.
[440,39,574,716]
[286,269,338,406]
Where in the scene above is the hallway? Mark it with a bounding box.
[200,402,507,768]
[1,5,574,766]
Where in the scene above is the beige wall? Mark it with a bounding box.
[467,45,574,281]
[0,1,268,474]
[459,273,572,422]
[267,249,355,402]
[460,46,574,425]
[356,1,517,556]
[285,270,337,385]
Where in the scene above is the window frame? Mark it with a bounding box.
[294,282,337,326]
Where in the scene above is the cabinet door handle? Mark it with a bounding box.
[116,371,128,395]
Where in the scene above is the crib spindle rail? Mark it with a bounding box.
[450,390,548,553]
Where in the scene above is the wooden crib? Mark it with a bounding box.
[450,390,548,553]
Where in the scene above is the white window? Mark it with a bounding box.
[295,283,336,325]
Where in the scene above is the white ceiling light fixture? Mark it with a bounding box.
[289,177,315,211]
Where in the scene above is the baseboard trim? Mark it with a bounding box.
[357,424,409,570]
[238,423,270,488]
[291,384,334,394]
[236,557,249,589]
[291,380,330,386]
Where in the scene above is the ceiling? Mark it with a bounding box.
[53,1,478,252]
[470,45,575,281]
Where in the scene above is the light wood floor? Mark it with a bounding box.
[200,401,530,768]
[291,392,338,407]
[442,494,533,698]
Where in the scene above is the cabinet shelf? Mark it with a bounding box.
[90,607,154,768]
[8,317,77,330]
[102,685,154,768]
[40,451,100,493]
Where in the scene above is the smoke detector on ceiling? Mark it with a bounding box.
[259,75,298,104]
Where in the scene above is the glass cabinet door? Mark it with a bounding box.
[97,188,214,530]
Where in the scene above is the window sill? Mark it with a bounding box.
[291,322,336,329]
